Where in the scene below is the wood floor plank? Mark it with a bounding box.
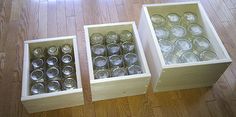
[38,1,47,38]
[47,0,57,37]
[56,0,67,36]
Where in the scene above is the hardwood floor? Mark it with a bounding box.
[0,0,236,116]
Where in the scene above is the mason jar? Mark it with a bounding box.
[61,44,73,54]
[128,65,143,75]
[181,12,198,26]
[166,13,181,26]
[94,69,110,79]
[105,31,120,44]
[169,25,187,42]
[107,43,121,55]
[124,53,139,67]
[192,36,211,54]
[90,33,105,45]
[199,50,218,61]
[62,65,75,78]
[91,44,107,57]
[120,30,133,43]
[93,56,108,69]
[179,51,200,63]
[174,39,193,57]
[150,14,166,28]
[47,80,61,93]
[46,56,59,67]
[31,82,46,95]
[154,27,170,40]
[30,69,45,83]
[47,46,60,56]
[32,47,45,58]
[31,58,44,70]
[121,42,135,54]
[61,54,73,65]
[108,55,124,68]
[111,67,127,77]
[62,78,77,90]
[46,66,61,81]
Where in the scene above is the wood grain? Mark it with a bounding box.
[1,0,236,116]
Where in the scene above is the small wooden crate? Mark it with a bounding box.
[21,36,84,113]
[84,22,151,101]
[138,2,232,92]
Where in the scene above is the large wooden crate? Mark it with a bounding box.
[84,22,151,101]
[21,36,84,113]
[138,1,232,92]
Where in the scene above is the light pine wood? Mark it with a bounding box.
[21,36,84,113]
[1,0,236,117]
[84,22,151,101]
[138,2,232,92]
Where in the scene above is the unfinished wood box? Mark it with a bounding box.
[21,36,84,113]
[84,22,151,101]
[138,1,232,92]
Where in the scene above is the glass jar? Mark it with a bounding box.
[32,58,44,69]
[150,14,166,28]
[94,69,110,79]
[46,56,59,67]
[154,27,170,40]
[93,56,108,69]
[62,78,77,90]
[47,80,61,93]
[61,44,73,54]
[106,31,120,44]
[109,55,124,68]
[30,69,45,82]
[121,42,135,54]
[107,43,121,55]
[46,66,61,81]
[91,44,107,56]
[200,50,218,61]
[111,67,127,77]
[124,53,138,66]
[128,65,143,75]
[90,33,104,45]
[179,51,200,63]
[120,30,133,43]
[31,82,45,95]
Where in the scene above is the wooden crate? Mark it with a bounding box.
[84,22,151,101]
[138,1,232,92]
[21,36,84,113]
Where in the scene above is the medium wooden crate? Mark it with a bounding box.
[84,22,151,101]
[138,1,232,92]
[21,36,84,113]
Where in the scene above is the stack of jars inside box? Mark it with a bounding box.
[30,44,77,95]
[150,12,218,65]
[90,30,143,79]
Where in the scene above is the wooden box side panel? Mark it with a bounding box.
[138,8,163,91]
[154,62,231,92]
[22,91,84,113]
[197,3,231,59]
[91,77,149,101]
